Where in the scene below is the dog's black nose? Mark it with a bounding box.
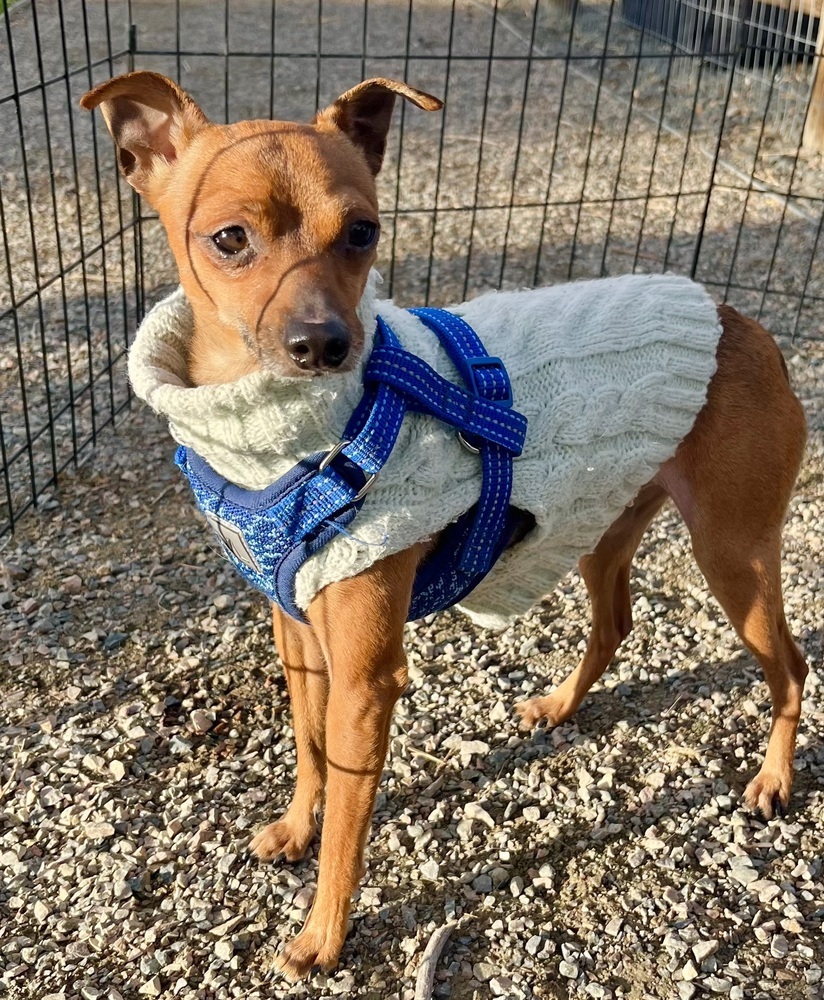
[285,318,350,373]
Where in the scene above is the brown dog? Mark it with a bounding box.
[82,72,808,979]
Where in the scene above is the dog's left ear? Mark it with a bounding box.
[314,78,443,176]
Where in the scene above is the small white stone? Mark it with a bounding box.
[702,976,732,994]
[464,801,495,828]
[215,939,233,962]
[473,963,496,982]
[459,740,490,762]
[332,971,355,993]
[490,976,514,996]
[293,887,314,909]
[83,822,115,839]
[217,853,237,874]
[664,932,687,959]
[109,760,126,781]
[526,935,542,956]
[420,859,439,881]
[770,934,789,958]
[682,960,699,981]
[585,985,609,1000]
[558,960,578,978]
[728,865,758,886]
[692,939,719,965]
[113,880,132,900]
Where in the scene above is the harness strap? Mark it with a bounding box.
[179,308,529,623]
[405,309,525,577]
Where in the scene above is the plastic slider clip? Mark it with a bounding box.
[465,356,513,407]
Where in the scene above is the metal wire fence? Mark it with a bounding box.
[1,0,823,542]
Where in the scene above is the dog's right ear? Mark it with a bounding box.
[80,72,208,200]
[314,78,443,176]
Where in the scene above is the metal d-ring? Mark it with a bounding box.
[354,473,378,502]
[457,431,480,455]
[319,440,378,502]
[319,439,350,472]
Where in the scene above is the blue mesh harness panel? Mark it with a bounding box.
[176,308,529,622]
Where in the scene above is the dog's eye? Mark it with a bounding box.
[212,226,249,255]
[346,220,378,250]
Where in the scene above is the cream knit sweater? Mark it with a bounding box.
[128,271,721,628]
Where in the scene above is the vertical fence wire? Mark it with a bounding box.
[461,0,501,301]
[57,0,95,458]
[532,0,583,287]
[422,0,458,305]
[2,0,59,489]
[0,0,138,540]
[385,0,414,296]
[497,0,541,288]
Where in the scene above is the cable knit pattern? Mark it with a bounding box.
[128,271,721,628]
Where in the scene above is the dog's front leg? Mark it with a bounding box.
[274,544,423,980]
[251,608,328,862]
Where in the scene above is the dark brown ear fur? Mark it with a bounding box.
[80,71,208,198]
[314,77,442,175]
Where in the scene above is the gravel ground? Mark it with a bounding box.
[0,332,822,1000]
[2,1,824,998]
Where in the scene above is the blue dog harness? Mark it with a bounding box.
[176,308,528,622]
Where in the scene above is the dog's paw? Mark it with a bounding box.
[744,768,792,820]
[274,917,345,981]
[514,693,573,731]
[250,813,316,862]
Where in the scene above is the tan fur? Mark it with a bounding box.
[83,75,808,980]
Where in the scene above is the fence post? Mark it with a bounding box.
[802,10,824,153]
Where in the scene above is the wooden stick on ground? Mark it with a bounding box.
[414,919,465,1000]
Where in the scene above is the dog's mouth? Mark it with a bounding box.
[260,354,361,379]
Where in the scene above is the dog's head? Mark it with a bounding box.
[81,73,442,384]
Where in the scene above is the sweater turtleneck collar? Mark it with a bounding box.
[127,270,383,491]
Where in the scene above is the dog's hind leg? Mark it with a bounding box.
[657,307,808,818]
[250,608,329,862]
[687,524,808,817]
[516,481,668,730]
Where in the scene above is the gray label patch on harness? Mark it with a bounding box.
[205,511,263,574]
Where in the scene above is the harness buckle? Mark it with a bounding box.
[318,439,378,503]
[318,439,350,472]
[354,473,378,501]
[465,356,513,407]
